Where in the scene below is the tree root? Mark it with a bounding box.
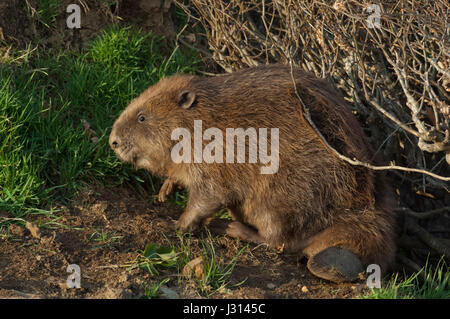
[405,218,450,258]
[397,253,423,273]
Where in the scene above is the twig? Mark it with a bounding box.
[288,62,450,182]
[95,264,121,269]
[177,38,213,58]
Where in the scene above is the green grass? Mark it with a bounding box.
[125,243,179,276]
[142,277,171,299]
[363,257,449,299]
[27,0,61,28]
[88,228,122,250]
[196,232,248,297]
[124,232,247,298]
[175,231,194,272]
[0,26,199,228]
[164,231,248,297]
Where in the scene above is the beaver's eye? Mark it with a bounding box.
[138,115,146,123]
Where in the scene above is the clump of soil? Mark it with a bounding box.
[0,186,367,299]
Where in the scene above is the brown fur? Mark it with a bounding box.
[109,64,396,278]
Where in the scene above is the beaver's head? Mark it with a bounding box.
[109,75,196,176]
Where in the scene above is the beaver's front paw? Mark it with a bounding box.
[175,213,200,232]
[158,178,176,202]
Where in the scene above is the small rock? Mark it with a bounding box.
[40,232,56,245]
[159,287,179,299]
[301,286,309,293]
[104,287,133,299]
[351,284,365,293]
[9,224,25,237]
[182,256,204,280]
[92,201,108,213]
[267,283,276,289]
[25,221,41,239]
[118,272,129,283]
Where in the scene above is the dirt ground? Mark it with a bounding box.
[0,185,368,299]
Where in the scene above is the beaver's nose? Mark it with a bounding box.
[109,132,120,149]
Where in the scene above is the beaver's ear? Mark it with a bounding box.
[178,90,196,109]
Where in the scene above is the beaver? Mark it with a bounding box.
[109,64,396,283]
